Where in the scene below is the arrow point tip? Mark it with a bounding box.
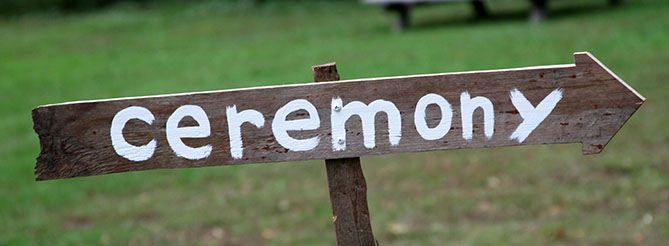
[573,51,646,104]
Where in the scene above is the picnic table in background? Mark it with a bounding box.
[363,0,624,31]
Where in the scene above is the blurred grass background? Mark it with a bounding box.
[1,0,668,245]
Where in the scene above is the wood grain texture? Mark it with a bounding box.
[314,63,377,246]
[32,52,645,180]
[325,158,377,246]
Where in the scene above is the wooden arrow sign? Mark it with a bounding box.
[32,52,644,180]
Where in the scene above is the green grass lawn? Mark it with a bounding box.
[1,0,668,245]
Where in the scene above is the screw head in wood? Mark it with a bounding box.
[337,137,345,145]
[333,105,342,112]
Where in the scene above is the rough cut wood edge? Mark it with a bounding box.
[33,107,57,180]
[314,63,378,246]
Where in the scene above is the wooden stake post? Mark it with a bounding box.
[313,63,377,246]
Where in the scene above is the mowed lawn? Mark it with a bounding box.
[1,0,668,245]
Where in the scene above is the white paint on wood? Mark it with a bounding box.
[414,93,453,140]
[227,105,265,159]
[509,88,563,143]
[272,99,321,152]
[460,91,494,140]
[331,97,402,151]
[110,106,157,161]
[166,105,212,160]
[110,90,563,161]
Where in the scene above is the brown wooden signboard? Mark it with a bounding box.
[33,52,644,181]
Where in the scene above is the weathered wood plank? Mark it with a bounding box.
[313,63,377,246]
[32,52,644,180]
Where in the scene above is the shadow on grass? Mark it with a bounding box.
[405,2,624,31]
